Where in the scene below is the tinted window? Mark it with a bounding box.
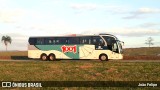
[103,36,115,45]
[29,38,36,45]
[36,38,44,45]
[68,37,80,44]
[55,37,67,44]
[45,37,56,45]
[92,36,104,45]
[80,37,91,44]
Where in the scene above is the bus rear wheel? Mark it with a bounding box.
[99,54,108,61]
[41,54,48,61]
[49,54,56,61]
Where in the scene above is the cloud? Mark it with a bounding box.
[139,22,160,28]
[105,5,129,14]
[80,28,160,37]
[113,28,160,36]
[136,8,160,14]
[123,7,160,19]
[70,3,97,10]
[0,0,8,8]
[70,3,129,14]
[0,0,26,23]
[0,8,25,23]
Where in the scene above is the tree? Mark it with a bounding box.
[145,37,154,47]
[1,35,12,51]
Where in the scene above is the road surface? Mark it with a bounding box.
[0,59,160,62]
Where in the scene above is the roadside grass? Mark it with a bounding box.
[0,60,160,90]
[0,60,160,81]
[124,47,160,56]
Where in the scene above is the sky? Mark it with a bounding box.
[0,0,160,50]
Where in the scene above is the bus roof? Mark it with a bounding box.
[29,33,117,38]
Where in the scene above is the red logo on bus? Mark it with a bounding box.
[61,45,77,53]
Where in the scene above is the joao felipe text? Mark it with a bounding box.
[138,83,157,87]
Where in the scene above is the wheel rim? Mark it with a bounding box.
[101,55,107,61]
[50,56,54,60]
[42,56,47,60]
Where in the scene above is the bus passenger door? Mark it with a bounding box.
[111,42,119,59]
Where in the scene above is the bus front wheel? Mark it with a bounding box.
[99,54,108,61]
[41,54,48,61]
[49,54,56,61]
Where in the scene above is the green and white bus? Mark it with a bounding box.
[28,34,123,61]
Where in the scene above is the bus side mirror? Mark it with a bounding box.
[120,41,124,46]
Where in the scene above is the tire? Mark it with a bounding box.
[99,54,108,61]
[49,54,56,61]
[40,54,48,61]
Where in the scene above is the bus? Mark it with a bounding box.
[28,34,123,61]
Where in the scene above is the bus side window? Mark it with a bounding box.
[92,36,99,45]
[56,39,60,44]
[80,38,84,44]
[92,36,104,46]
[99,39,104,46]
[36,38,44,45]
[68,37,79,44]
[29,38,36,45]
[89,39,91,44]
[53,40,56,44]
[44,38,51,45]
[46,38,56,45]
[56,37,67,44]
[49,40,52,44]
[92,38,97,45]
[80,37,91,44]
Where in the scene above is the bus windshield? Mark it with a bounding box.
[102,36,123,54]
[117,41,123,54]
[102,36,116,45]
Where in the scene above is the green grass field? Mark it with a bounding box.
[0,61,159,81]
[0,60,160,90]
